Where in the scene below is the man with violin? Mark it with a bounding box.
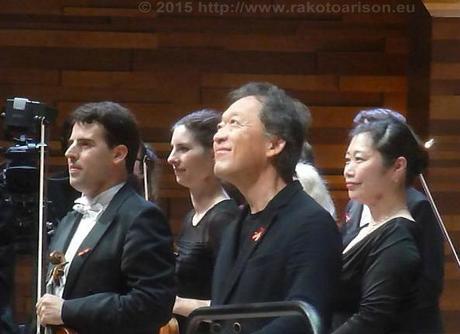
[36,102,176,334]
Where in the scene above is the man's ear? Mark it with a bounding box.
[266,136,286,158]
[112,145,128,165]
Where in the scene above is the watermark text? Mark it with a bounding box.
[138,1,416,16]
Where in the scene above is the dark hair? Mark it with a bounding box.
[229,82,309,183]
[293,99,312,136]
[350,119,428,186]
[353,108,407,125]
[172,109,221,149]
[70,101,140,173]
[60,117,73,155]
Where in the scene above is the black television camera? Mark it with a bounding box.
[0,97,57,253]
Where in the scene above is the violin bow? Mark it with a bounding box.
[421,139,460,268]
[142,155,149,201]
[37,118,48,334]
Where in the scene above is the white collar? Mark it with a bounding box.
[360,205,372,228]
[76,183,125,209]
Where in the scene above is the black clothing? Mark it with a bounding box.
[175,199,240,300]
[0,200,15,310]
[175,199,239,333]
[0,200,18,334]
[212,182,341,334]
[237,211,264,258]
[341,187,444,332]
[50,184,176,334]
[333,217,421,334]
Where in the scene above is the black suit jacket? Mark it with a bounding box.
[48,184,176,334]
[0,200,18,334]
[212,182,341,334]
[340,187,444,332]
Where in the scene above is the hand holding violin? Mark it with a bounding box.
[36,293,64,326]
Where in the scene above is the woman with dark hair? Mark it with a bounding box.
[167,109,240,332]
[332,118,428,333]
[341,109,444,333]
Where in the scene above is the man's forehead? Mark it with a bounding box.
[223,96,263,118]
[72,121,101,130]
[70,122,104,138]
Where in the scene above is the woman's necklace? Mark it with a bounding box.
[369,207,409,229]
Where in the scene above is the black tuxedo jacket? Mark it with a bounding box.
[212,182,341,334]
[48,184,175,334]
[341,187,444,332]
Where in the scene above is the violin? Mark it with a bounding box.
[48,251,67,285]
[50,320,176,334]
[43,251,78,334]
[159,318,179,334]
[52,327,78,334]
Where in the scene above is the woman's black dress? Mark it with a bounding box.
[332,217,421,334]
[175,199,240,331]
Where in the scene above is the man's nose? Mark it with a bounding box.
[213,127,227,144]
[65,143,77,160]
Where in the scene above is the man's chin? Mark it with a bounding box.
[69,179,83,193]
[214,164,232,181]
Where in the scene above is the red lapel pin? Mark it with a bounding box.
[77,247,92,257]
[251,226,266,242]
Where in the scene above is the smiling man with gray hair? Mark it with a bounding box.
[211,82,341,333]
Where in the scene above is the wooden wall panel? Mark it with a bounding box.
[3,0,457,331]
[201,73,339,91]
[420,2,460,332]
[0,29,158,49]
[0,47,133,70]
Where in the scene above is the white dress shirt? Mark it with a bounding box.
[50,183,125,297]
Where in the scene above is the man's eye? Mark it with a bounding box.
[78,141,94,149]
